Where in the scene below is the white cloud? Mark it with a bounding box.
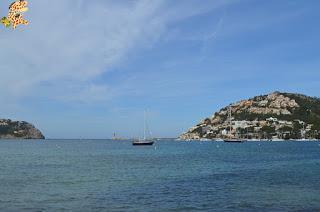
[0,0,231,104]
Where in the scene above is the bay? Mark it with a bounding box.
[0,140,320,211]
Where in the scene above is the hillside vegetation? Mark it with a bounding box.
[180,92,320,140]
[0,119,45,139]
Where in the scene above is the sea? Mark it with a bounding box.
[0,139,320,211]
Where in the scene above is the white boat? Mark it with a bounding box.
[247,138,261,142]
[215,138,224,142]
[199,138,211,141]
[271,138,285,141]
[295,138,308,141]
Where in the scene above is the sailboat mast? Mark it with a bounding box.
[144,110,146,140]
[229,105,232,138]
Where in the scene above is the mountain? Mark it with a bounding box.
[0,119,45,139]
[180,92,320,140]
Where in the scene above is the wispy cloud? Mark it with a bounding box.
[1,0,318,138]
[0,0,231,105]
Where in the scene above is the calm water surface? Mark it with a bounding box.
[0,140,320,211]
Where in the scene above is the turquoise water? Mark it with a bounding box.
[0,140,320,211]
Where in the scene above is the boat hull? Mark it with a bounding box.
[224,139,243,143]
[132,141,154,146]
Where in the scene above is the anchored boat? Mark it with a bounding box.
[133,111,154,146]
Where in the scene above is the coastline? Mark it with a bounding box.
[176,138,320,142]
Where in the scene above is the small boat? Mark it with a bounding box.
[223,105,244,143]
[248,138,261,142]
[200,138,211,141]
[271,138,285,141]
[132,139,154,145]
[214,138,224,142]
[133,110,154,146]
[224,139,243,143]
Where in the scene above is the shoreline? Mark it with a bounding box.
[176,138,320,142]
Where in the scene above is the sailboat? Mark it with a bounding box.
[224,105,243,143]
[132,111,154,146]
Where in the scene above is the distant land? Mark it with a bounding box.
[0,119,45,139]
[180,92,320,141]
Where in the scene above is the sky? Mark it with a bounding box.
[0,0,320,139]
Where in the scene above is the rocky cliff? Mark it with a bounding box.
[180,92,320,140]
[0,119,45,139]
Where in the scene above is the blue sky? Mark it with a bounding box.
[1,0,320,138]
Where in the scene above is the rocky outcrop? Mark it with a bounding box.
[180,92,320,140]
[0,119,45,139]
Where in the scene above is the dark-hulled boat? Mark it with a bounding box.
[224,139,243,143]
[132,110,154,146]
[132,139,154,146]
